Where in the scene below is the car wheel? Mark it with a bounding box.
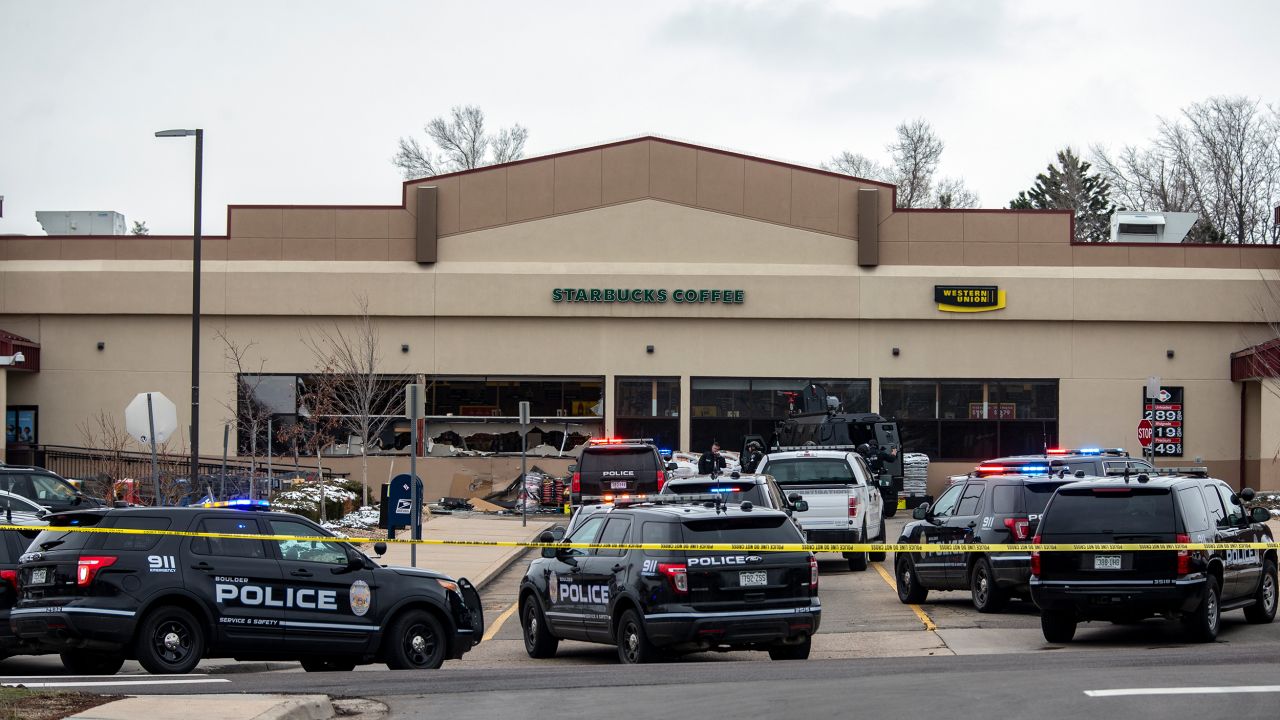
[1244,559,1278,624]
[615,609,659,665]
[869,518,887,562]
[521,598,559,658]
[59,650,125,675]
[134,605,205,675]
[970,557,1008,613]
[847,524,869,572]
[895,555,928,604]
[300,658,358,672]
[768,635,811,661]
[1040,609,1077,643]
[883,497,898,518]
[1183,576,1222,642]
[385,609,447,670]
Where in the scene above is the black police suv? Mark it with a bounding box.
[519,498,820,663]
[10,506,483,674]
[570,438,674,507]
[0,466,102,514]
[895,473,1076,612]
[1030,475,1276,643]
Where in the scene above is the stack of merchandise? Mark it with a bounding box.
[903,453,930,498]
[539,475,566,505]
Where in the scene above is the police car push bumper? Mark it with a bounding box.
[642,601,822,647]
[10,603,137,649]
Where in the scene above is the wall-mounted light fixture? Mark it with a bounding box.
[646,345,655,354]
[892,347,900,356]
[401,344,410,353]
[97,342,105,351]
[1166,349,1175,359]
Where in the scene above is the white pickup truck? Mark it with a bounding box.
[755,449,886,571]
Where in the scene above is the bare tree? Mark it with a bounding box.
[826,119,964,209]
[393,105,529,180]
[215,331,272,479]
[1094,96,1280,244]
[276,371,343,521]
[77,410,135,502]
[302,295,407,506]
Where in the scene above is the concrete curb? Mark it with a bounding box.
[471,545,534,591]
[69,694,333,720]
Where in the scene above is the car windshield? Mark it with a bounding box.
[1041,487,1175,535]
[681,515,804,544]
[661,482,766,505]
[765,458,855,486]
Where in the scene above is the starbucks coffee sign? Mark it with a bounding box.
[552,288,745,305]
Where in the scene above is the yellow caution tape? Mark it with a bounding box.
[4,524,1278,553]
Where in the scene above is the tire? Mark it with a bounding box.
[1244,560,1278,624]
[1182,576,1221,642]
[847,523,869,572]
[869,518,887,562]
[970,557,1009,613]
[59,650,125,676]
[768,635,812,661]
[1040,609,1077,643]
[615,609,659,665]
[895,556,928,604]
[300,658,358,672]
[133,606,205,675]
[385,609,447,670]
[521,598,559,658]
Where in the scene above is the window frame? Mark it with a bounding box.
[879,379,1059,461]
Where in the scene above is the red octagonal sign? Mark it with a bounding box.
[1137,418,1154,448]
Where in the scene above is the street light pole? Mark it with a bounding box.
[156,128,204,487]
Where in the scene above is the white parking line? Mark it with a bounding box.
[3,678,231,688]
[1086,686,1280,697]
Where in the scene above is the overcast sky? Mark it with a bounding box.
[2,0,1277,236]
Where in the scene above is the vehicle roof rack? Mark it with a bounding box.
[1153,466,1211,478]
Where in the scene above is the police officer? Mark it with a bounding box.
[743,441,764,473]
[698,442,728,475]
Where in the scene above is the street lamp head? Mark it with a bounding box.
[155,129,198,138]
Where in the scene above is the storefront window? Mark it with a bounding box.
[691,378,870,453]
[615,377,680,450]
[880,380,1058,461]
[426,377,603,418]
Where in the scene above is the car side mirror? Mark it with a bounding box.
[373,542,387,557]
[792,500,809,512]
[1251,507,1270,524]
[73,494,83,506]
[1240,487,1257,503]
[538,529,560,559]
[666,462,678,472]
[1028,517,1041,536]
[912,503,931,520]
[549,526,566,541]
[787,493,803,504]
[332,552,366,575]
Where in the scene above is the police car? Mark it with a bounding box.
[519,496,820,663]
[10,504,483,674]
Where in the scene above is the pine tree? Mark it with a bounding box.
[1009,148,1117,243]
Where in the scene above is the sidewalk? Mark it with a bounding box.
[371,512,557,590]
[70,694,333,720]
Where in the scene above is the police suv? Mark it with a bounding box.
[10,504,483,674]
[519,496,820,663]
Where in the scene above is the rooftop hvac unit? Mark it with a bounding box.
[1110,211,1198,244]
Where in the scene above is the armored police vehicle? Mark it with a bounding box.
[519,496,820,663]
[10,504,483,674]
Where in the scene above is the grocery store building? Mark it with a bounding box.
[3,135,1280,495]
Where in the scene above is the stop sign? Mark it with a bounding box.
[1137,418,1154,448]
[125,392,179,446]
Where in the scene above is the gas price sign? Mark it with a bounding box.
[1142,386,1184,457]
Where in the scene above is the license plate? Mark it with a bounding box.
[1094,555,1122,570]
[739,571,768,587]
[31,567,48,584]
[610,481,628,490]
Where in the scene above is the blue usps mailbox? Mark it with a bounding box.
[384,473,423,535]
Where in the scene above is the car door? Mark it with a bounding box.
[267,518,378,654]
[543,514,606,640]
[914,483,964,585]
[1212,483,1256,601]
[185,515,286,648]
[579,515,633,642]
[939,482,987,587]
[850,455,883,536]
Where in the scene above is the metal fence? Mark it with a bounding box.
[5,445,344,505]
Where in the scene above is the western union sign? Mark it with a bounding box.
[935,285,1006,313]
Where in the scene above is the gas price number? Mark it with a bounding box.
[1142,386,1184,457]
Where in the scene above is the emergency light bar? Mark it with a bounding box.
[770,445,863,452]
[589,437,655,446]
[1046,447,1128,457]
[581,493,730,507]
[198,499,272,509]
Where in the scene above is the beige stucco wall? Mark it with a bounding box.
[4,198,1279,496]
